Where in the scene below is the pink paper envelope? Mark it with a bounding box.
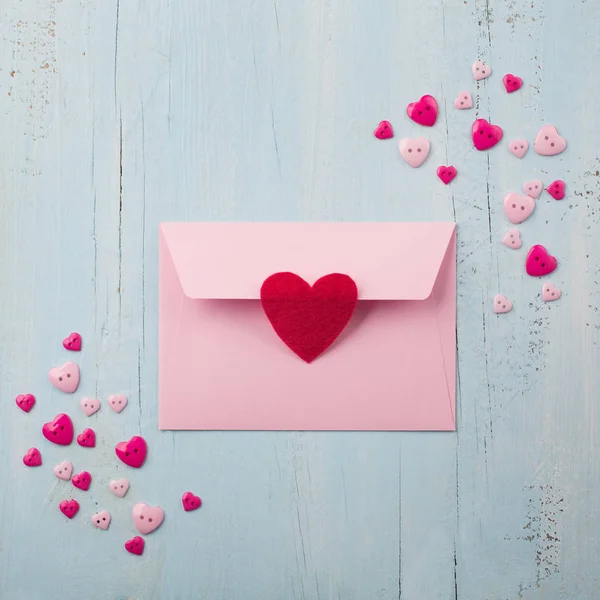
[159,222,456,431]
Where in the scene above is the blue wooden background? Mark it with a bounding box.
[1,0,598,598]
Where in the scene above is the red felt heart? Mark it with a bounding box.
[260,272,358,363]
[406,95,438,127]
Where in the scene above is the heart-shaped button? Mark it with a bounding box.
[15,393,35,413]
[546,180,565,200]
[132,503,165,535]
[398,137,430,168]
[526,245,558,277]
[406,95,438,127]
[80,397,100,417]
[374,120,393,139]
[77,428,96,448]
[503,74,523,93]
[436,165,457,185]
[23,447,42,467]
[42,414,74,446]
[72,471,92,491]
[493,294,513,314]
[261,273,358,363]
[472,119,503,150]
[182,492,202,512]
[59,499,80,519]
[508,139,528,158]
[472,60,491,80]
[502,229,522,250]
[504,193,536,224]
[453,91,473,110]
[91,510,111,530]
[62,332,82,351]
[542,282,561,302]
[53,460,73,481]
[109,478,130,498]
[115,436,147,468]
[125,536,145,556]
[523,179,543,199]
[108,394,128,413]
[534,124,567,156]
[48,362,80,394]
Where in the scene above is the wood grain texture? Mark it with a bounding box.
[0,0,598,598]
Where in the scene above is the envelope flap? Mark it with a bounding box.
[160,222,456,300]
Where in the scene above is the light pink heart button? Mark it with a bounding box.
[109,478,130,498]
[542,282,561,302]
[508,139,528,158]
[472,60,491,81]
[454,91,473,110]
[91,510,111,530]
[504,193,536,224]
[398,137,430,168]
[80,397,100,417]
[48,362,80,394]
[132,503,164,535]
[502,229,522,249]
[493,294,513,314]
[523,179,543,199]
[53,460,73,481]
[108,394,128,413]
[534,124,567,156]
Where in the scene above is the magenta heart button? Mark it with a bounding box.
[526,245,558,277]
[42,414,74,446]
[16,394,35,413]
[115,436,147,468]
[472,119,503,151]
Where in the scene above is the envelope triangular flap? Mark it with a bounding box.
[160,222,456,301]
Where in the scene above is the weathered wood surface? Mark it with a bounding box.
[1,0,598,598]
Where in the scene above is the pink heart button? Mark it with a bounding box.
[508,139,528,158]
[59,499,80,519]
[48,362,80,394]
[504,193,536,224]
[526,245,558,277]
[77,428,96,448]
[132,503,164,535]
[374,120,393,139]
[15,393,35,413]
[454,91,473,110]
[72,471,92,491]
[493,294,513,314]
[472,60,491,81]
[503,73,523,93]
[542,282,561,302]
[91,510,111,530]
[182,492,202,512]
[502,229,522,250]
[436,165,457,185]
[53,460,73,480]
[534,124,567,156]
[546,180,566,200]
[80,397,100,417]
[42,414,74,446]
[108,394,128,413]
[472,119,503,151]
[63,332,82,351]
[523,179,543,199]
[115,436,147,468]
[406,95,438,127]
[125,536,145,556]
[23,447,42,467]
[398,137,430,168]
[109,478,130,498]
